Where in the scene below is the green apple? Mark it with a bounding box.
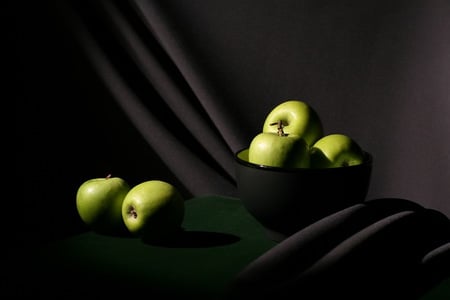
[248,120,310,168]
[310,133,365,168]
[76,174,130,235]
[122,180,185,241]
[262,100,323,146]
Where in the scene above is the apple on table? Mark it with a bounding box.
[122,180,185,242]
[76,174,130,235]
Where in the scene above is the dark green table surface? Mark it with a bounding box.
[12,196,276,299]
[9,195,449,299]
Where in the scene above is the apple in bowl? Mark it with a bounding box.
[237,99,372,241]
[262,100,323,147]
[248,100,324,169]
[310,133,366,168]
[248,120,310,169]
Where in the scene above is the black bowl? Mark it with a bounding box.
[235,148,373,241]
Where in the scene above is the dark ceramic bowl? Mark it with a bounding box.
[235,148,373,241]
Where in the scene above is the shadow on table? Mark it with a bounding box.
[142,229,241,248]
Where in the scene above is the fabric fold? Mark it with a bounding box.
[131,0,249,152]
[96,1,236,182]
[55,0,238,196]
[228,198,450,299]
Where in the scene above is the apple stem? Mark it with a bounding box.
[270,120,287,136]
[129,207,138,219]
[106,174,112,179]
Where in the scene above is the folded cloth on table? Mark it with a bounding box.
[227,198,450,300]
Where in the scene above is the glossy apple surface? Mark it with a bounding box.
[262,100,323,146]
[310,133,365,168]
[76,175,130,234]
[122,180,185,241]
[248,132,310,168]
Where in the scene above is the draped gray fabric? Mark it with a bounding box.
[59,0,238,196]
[14,0,450,239]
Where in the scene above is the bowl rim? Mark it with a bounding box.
[234,147,373,172]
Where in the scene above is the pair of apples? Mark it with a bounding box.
[76,175,185,241]
[248,100,366,168]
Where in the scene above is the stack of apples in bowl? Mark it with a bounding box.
[235,100,373,241]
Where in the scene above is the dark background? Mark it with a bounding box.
[13,0,450,244]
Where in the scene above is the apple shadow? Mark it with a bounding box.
[142,229,241,248]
